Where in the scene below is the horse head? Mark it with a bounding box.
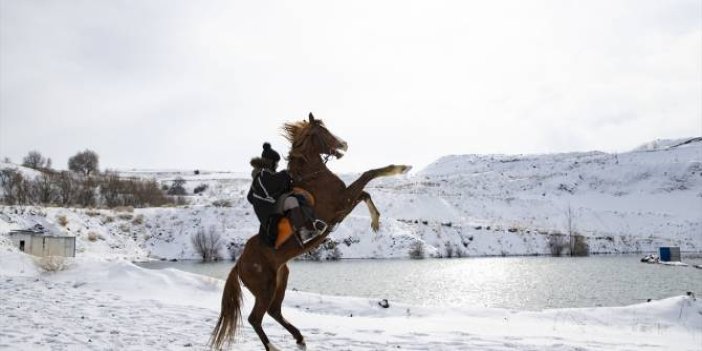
[284,113,348,161]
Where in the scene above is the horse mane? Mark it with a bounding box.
[282,119,324,161]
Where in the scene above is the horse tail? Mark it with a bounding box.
[210,264,243,350]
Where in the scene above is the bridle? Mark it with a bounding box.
[292,128,338,182]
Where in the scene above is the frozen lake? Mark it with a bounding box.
[138,255,702,310]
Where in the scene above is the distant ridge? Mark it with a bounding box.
[632,137,701,152]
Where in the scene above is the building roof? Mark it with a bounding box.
[9,224,73,238]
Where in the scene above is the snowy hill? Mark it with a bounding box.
[1,138,701,260]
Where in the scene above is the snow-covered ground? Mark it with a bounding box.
[1,251,701,351]
[2,140,701,349]
[1,137,700,260]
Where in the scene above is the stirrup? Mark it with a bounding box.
[312,219,328,233]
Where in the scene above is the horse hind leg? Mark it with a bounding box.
[268,265,306,349]
[247,286,278,350]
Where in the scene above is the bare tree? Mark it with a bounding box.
[76,177,96,207]
[32,172,58,204]
[0,169,30,205]
[191,226,223,262]
[566,205,574,256]
[68,150,99,176]
[564,205,589,256]
[22,150,49,170]
[136,179,173,207]
[56,171,78,206]
[100,172,124,207]
[0,169,19,204]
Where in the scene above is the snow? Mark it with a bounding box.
[1,137,701,261]
[1,138,701,348]
[1,251,700,350]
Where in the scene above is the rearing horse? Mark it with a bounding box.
[210,113,411,351]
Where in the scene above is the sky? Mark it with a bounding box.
[1,0,700,173]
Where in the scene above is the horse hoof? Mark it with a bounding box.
[390,164,412,175]
[267,343,282,351]
[296,340,307,350]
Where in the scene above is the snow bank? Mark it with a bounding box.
[1,252,701,350]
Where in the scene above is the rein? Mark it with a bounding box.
[292,155,333,182]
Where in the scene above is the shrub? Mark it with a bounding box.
[117,213,133,221]
[548,233,567,256]
[85,209,101,217]
[444,241,454,258]
[132,214,144,225]
[191,226,223,262]
[114,206,134,213]
[298,238,341,261]
[408,240,425,259]
[299,247,322,261]
[212,199,232,207]
[36,256,70,272]
[322,239,342,260]
[194,184,208,195]
[167,177,187,196]
[102,215,114,224]
[57,215,68,227]
[87,232,98,242]
[571,234,590,256]
[226,240,245,260]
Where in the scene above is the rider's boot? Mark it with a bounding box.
[288,207,327,242]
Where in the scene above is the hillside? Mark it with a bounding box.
[1,137,700,260]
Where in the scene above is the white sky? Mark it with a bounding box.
[1,0,700,173]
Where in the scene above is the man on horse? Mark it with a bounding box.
[247,142,327,247]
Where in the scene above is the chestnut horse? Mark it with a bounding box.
[210,114,411,350]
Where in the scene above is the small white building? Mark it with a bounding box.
[8,225,75,257]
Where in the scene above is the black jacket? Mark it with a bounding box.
[247,169,293,225]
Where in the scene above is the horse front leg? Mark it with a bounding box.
[336,165,411,227]
[360,192,380,232]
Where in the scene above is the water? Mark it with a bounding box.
[137,255,702,310]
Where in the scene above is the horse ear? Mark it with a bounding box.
[308,113,315,122]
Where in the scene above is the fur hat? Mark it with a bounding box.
[261,142,280,163]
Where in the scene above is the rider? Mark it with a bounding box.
[247,142,326,246]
